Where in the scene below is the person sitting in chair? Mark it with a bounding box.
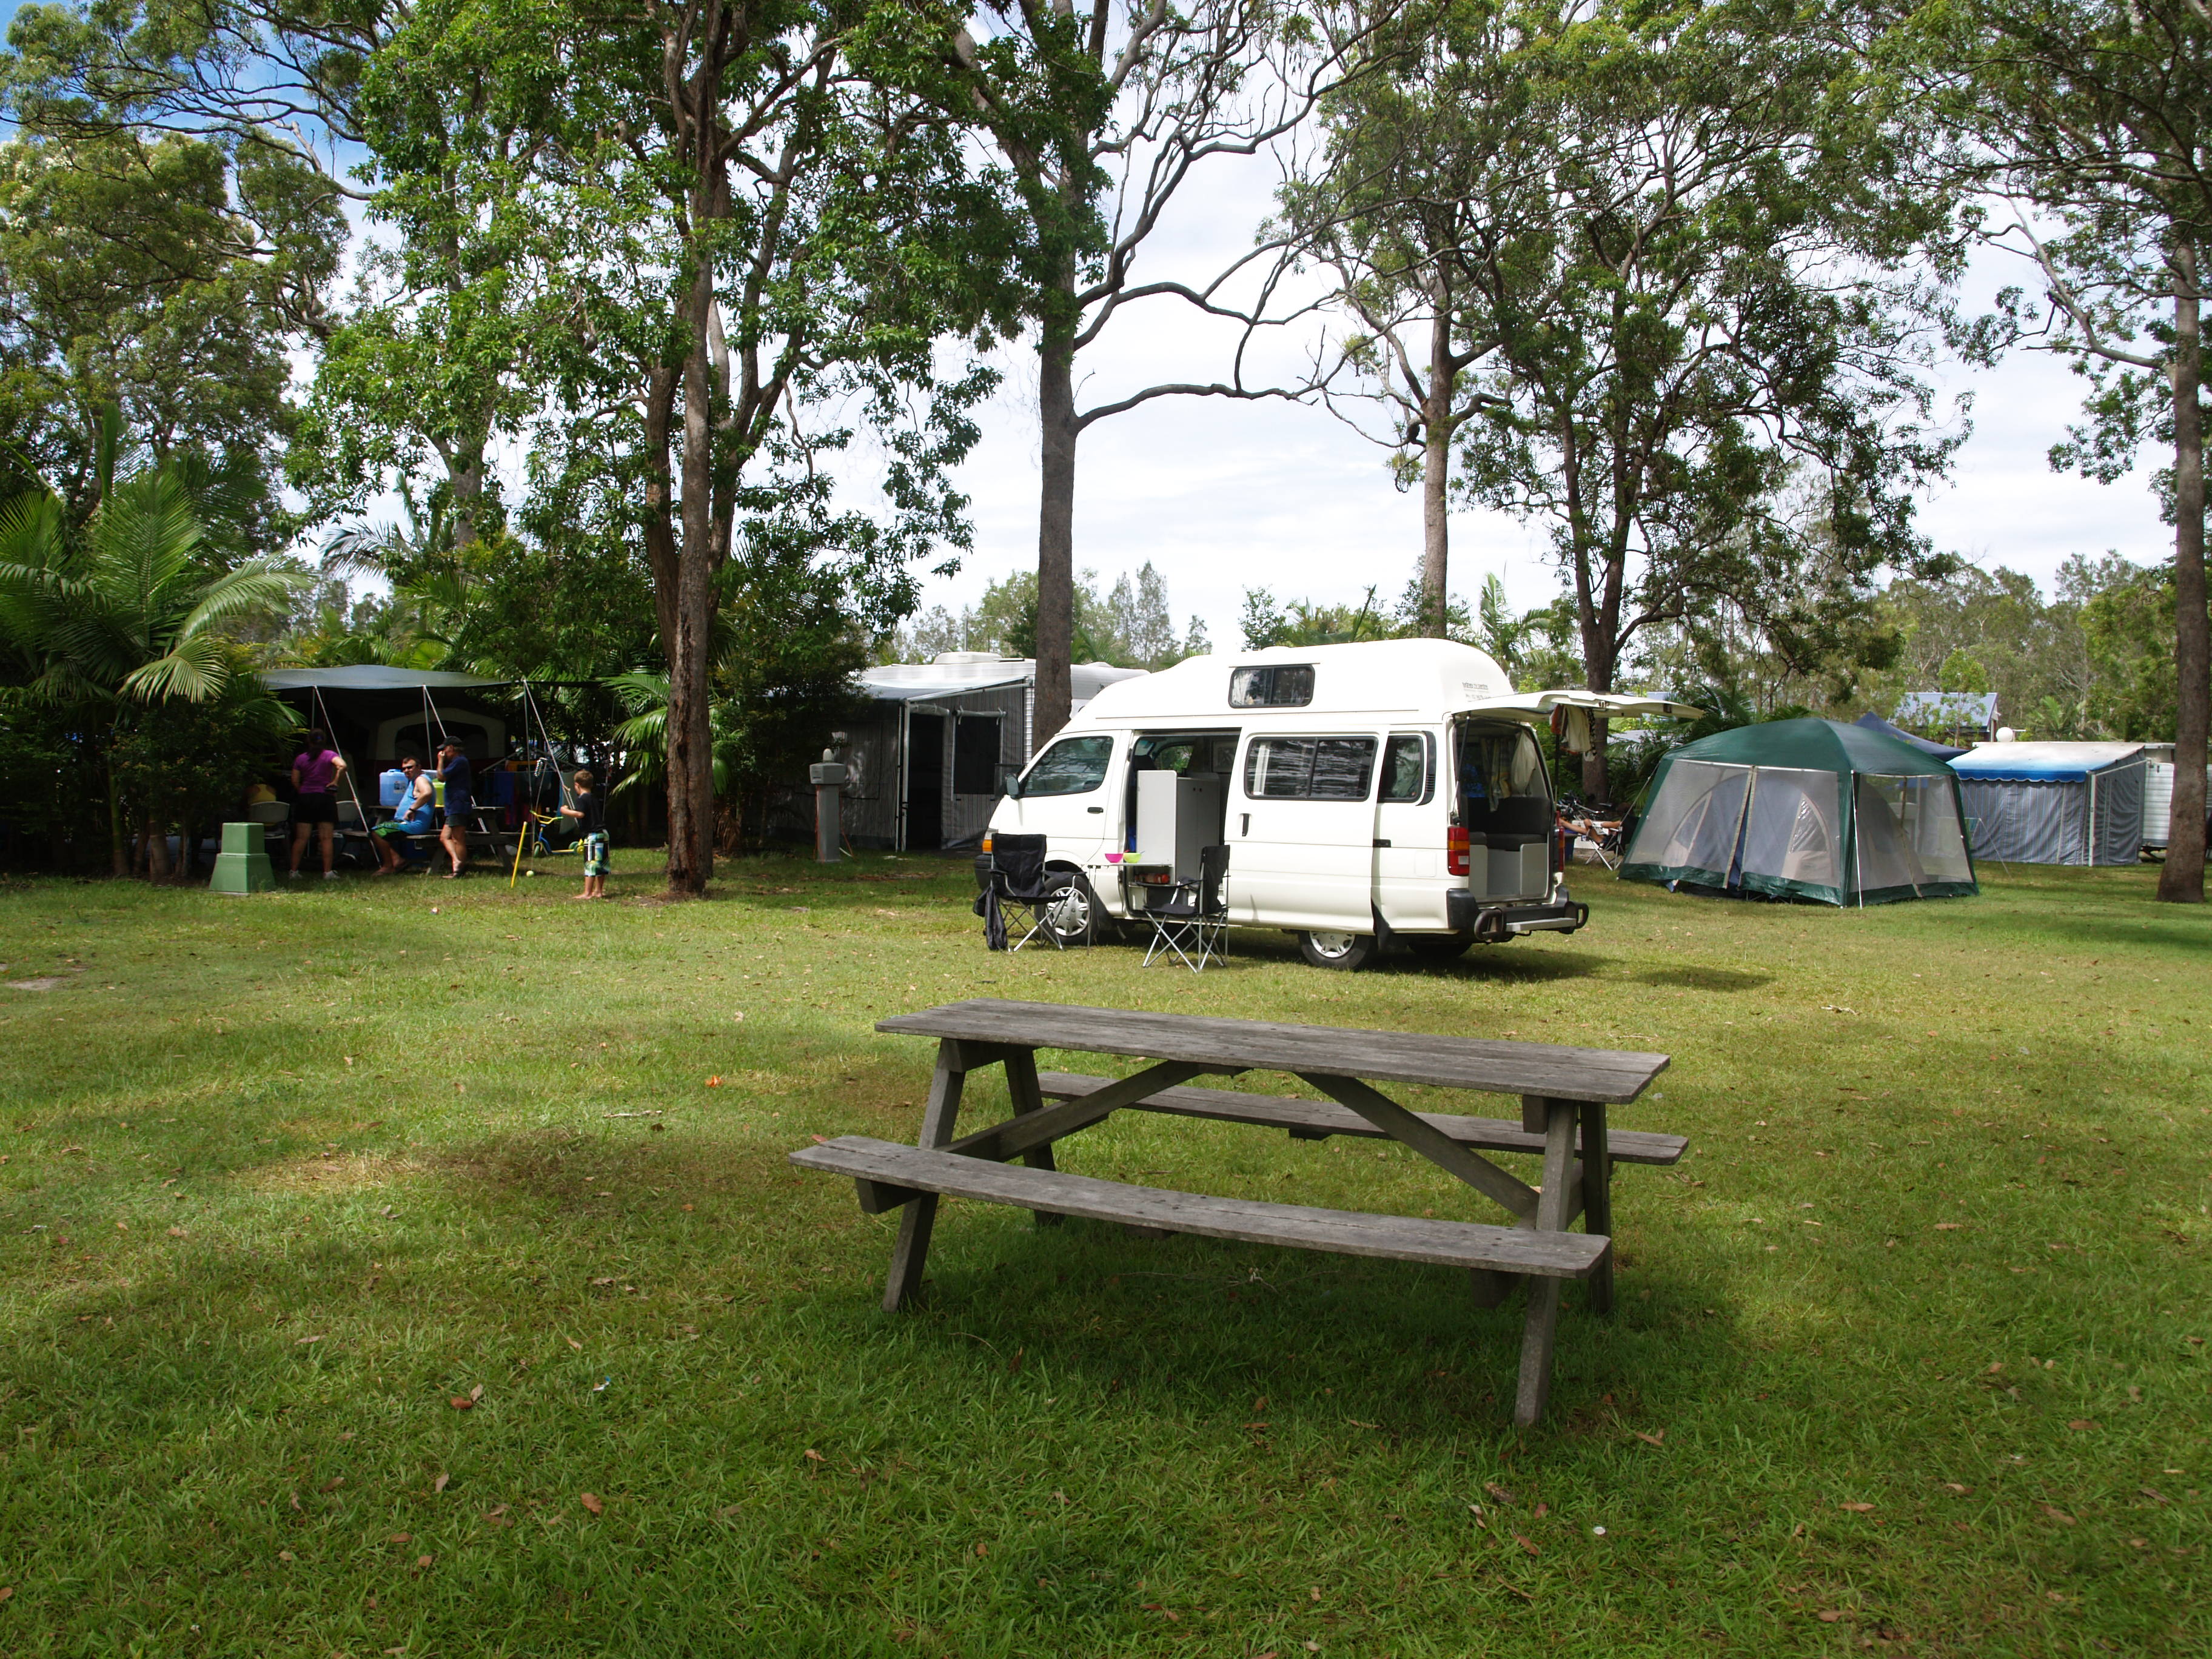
[370,754,434,874]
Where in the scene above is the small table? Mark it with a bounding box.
[793,1000,1680,1425]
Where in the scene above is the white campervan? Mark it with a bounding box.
[983,638,1694,968]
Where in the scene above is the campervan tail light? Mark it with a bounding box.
[1447,823,1471,877]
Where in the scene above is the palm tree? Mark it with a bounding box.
[0,466,303,873]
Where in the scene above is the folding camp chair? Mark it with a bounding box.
[974,833,1058,951]
[1141,843,1230,972]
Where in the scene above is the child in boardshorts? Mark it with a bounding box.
[560,769,609,900]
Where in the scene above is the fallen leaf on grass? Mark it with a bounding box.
[1934,1223,1962,1231]
[591,1277,615,1287]
[1514,1533,1539,1557]
[278,1550,294,1563]
[434,1473,450,1494]
[296,1335,324,1346]
[416,1553,433,1570]
[705,1077,722,1088]
[2042,1505,2076,1525]
[388,1532,411,1544]
[580,1493,603,1516]
[1632,1430,1664,1447]
[469,1384,484,1402]
[168,1227,185,1237]
[0,1587,12,1602]
[2066,1419,2099,1431]
[975,1542,988,1558]
[449,1397,473,1410]
[803,1449,825,1463]
[1942,1483,1970,1494]
[1840,1502,1874,1512]
[1817,1610,1845,1623]
[567,1338,583,1351]
[320,1476,344,1493]
[1485,1482,1515,1504]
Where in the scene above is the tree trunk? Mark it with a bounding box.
[1419,308,1453,637]
[107,756,127,877]
[2160,235,2207,903]
[1034,289,1079,746]
[144,814,171,882]
[664,240,721,899]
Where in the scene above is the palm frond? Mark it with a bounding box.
[121,635,233,703]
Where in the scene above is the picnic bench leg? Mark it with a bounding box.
[1002,1048,1062,1230]
[1513,1098,1578,1427]
[882,1042,970,1312]
[1580,1102,1614,1314]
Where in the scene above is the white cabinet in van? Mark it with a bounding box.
[1134,771,1222,880]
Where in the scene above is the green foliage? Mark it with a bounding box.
[0,117,340,530]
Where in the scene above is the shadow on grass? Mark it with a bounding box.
[1627,965,1772,992]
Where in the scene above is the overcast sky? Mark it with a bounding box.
[905,146,2170,655]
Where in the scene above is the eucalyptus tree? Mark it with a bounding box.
[1410,0,1970,797]
[937,2,1392,742]
[1280,0,1565,635]
[1908,0,2210,899]
[401,0,1025,894]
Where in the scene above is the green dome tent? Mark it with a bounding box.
[1621,719,1977,905]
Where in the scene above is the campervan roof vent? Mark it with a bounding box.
[932,651,1012,665]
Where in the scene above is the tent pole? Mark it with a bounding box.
[317,685,373,853]
[1851,771,1863,908]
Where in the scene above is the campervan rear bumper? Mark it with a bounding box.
[1446,891,1589,940]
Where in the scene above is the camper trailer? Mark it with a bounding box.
[984,639,1696,968]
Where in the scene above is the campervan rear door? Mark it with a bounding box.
[1229,729,1384,930]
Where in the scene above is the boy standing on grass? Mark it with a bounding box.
[560,769,610,900]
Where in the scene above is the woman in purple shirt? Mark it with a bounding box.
[289,728,348,879]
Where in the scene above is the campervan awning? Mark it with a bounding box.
[1454,689,1706,722]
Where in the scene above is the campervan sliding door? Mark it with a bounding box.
[1373,731,1450,930]
[1232,730,1382,930]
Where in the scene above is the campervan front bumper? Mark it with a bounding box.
[1446,891,1589,940]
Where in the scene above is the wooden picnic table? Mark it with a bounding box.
[789,999,1681,1426]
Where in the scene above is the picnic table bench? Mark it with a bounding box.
[790,999,1681,1426]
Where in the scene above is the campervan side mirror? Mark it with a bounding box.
[1003,769,1023,800]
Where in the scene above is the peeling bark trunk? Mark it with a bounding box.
[1419,308,1453,638]
[665,230,722,899]
[1034,274,1079,746]
[2160,236,2207,903]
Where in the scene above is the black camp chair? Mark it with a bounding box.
[973,833,1059,951]
[1141,843,1230,972]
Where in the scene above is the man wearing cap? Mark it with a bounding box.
[435,738,474,878]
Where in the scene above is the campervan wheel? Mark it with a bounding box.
[1298,930,1376,971]
[1040,874,1096,947]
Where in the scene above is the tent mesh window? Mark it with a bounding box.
[1632,760,1752,886]
[1737,766,1842,899]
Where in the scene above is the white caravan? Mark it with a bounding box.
[983,638,1696,968]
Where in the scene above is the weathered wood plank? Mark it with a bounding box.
[878,1000,1668,1102]
[1513,1101,1581,1427]
[1580,1102,1614,1315]
[944,1060,1215,1165]
[1035,1072,1688,1167]
[791,1137,1611,1279]
[1003,1049,1061,1229]
[1296,1073,1538,1222]
[880,1042,968,1312]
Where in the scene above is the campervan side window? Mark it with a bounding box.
[1228,664,1315,708]
[1380,734,1433,803]
[1022,735,1113,796]
[1244,736,1377,800]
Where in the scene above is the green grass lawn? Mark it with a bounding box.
[1,850,2205,1657]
